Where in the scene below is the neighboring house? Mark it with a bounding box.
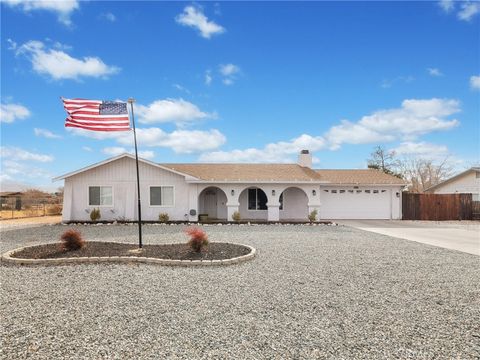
[425,167,480,201]
[53,150,406,222]
[0,191,23,210]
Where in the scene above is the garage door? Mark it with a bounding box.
[320,188,392,219]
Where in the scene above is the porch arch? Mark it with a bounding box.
[279,187,309,221]
[198,187,228,220]
[238,187,268,221]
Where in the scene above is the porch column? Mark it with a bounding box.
[226,203,240,222]
[267,205,280,222]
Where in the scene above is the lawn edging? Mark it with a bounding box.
[0,242,256,267]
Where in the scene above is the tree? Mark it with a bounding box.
[398,156,454,193]
[367,145,402,178]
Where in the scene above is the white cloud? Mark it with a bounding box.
[0,102,30,123]
[392,141,449,158]
[136,98,215,125]
[326,98,460,148]
[15,40,120,80]
[457,1,480,21]
[100,12,116,22]
[117,128,226,154]
[219,63,240,85]
[82,146,93,152]
[172,83,190,94]
[200,98,460,162]
[102,147,155,159]
[0,146,53,162]
[69,126,226,154]
[1,159,52,179]
[380,75,414,89]
[438,0,455,13]
[427,67,443,77]
[3,0,80,26]
[200,134,326,163]
[205,70,212,85]
[34,128,62,139]
[470,75,480,90]
[175,6,225,39]
[219,63,240,77]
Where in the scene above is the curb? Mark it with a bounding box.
[0,242,256,267]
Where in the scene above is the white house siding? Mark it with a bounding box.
[63,157,192,222]
[431,171,480,200]
[319,186,402,220]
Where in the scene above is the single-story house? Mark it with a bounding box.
[53,150,406,222]
[425,167,480,201]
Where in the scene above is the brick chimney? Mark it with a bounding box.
[298,150,312,168]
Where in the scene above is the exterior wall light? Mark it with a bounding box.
[312,190,317,196]
[272,190,276,196]
[231,190,235,196]
[396,192,400,198]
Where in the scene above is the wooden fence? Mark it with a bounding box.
[402,193,473,220]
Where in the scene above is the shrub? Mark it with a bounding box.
[90,208,101,222]
[46,204,62,215]
[232,211,241,222]
[158,212,169,223]
[308,209,318,223]
[60,229,85,251]
[185,226,209,253]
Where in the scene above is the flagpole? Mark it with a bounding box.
[128,98,143,248]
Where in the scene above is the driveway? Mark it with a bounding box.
[1,224,479,359]
[337,220,480,256]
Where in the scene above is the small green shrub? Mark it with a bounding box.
[308,209,318,223]
[158,213,169,223]
[232,211,241,222]
[60,229,85,251]
[90,208,101,222]
[185,226,209,253]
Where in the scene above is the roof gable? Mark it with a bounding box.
[425,167,480,192]
[53,154,198,182]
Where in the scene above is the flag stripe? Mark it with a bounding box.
[62,98,131,132]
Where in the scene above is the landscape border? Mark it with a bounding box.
[0,242,257,267]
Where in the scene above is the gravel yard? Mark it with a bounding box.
[1,224,479,359]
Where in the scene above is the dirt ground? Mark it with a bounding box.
[0,215,62,230]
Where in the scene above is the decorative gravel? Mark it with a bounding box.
[1,223,479,359]
[10,241,250,261]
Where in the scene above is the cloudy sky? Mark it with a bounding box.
[1,1,479,190]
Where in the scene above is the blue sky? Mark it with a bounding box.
[1,0,479,190]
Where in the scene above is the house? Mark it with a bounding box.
[425,167,480,201]
[53,150,406,222]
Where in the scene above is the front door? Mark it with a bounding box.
[204,190,217,219]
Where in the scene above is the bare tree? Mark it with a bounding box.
[367,145,402,178]
[399,156,455,193]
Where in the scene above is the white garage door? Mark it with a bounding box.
[320,188,392,219]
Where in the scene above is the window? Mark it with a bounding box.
[150,186,174,206]
[365,190,371,193]
[373,190,379,194]
[381,190,387,193]
[356,190,362,193]
[279,193,284,210]
[89,186,113,206]
[348,190,354,193]
[339,190,345,193]
[331,190,337,193]
[248,188,267,210]
[476,171,480,179]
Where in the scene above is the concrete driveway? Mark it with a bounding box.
[337,220,480,256]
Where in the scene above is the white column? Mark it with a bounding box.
[188,184,199,222]
[62,181,73,222]
[227,203,240,221]
[267,205,280,222]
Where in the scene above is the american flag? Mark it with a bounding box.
[62,98,131,131]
